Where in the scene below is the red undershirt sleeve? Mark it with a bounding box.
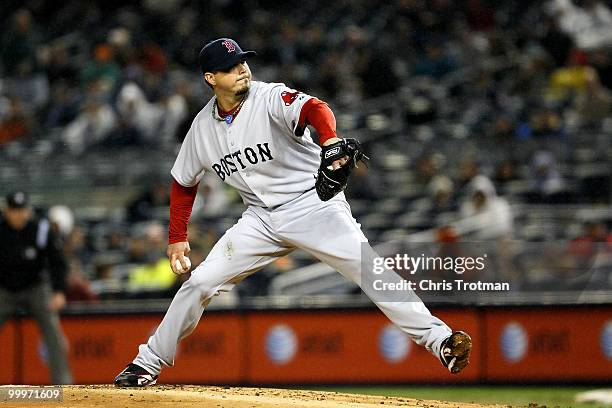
[297,98,337,145]
[168,178,199,244]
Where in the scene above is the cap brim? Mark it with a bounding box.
[6,200,29,209]
[209,50,257,72]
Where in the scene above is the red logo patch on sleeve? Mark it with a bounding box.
[281,90,300,106]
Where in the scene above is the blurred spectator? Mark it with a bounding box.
[43,42,79,86]
[566,221,612,288]
[99,115,144,149]
[528,107,565,138]
[436,226,460,243]
[90,260,121,299]
[589,48,612,89]
[527,150,568,202]
[345,164,382,201]
[573,68,612,126]
[570,221,612,256]
[4,62,50,116]
[550,0,612,50]
[493,160,520,195]
[127,258,177,296]
[426,175,457,217]
[548,51,595,101]
[465,0,496,31]
[128,221,167,262]
[158,78,189,146]
[491,116,516,139]
[0,97,30,144]
[127,234,148,263]
[63,86,117,154]
[404,93,437,125]
[106,229,128,252]
[64,225,92,271]
[314,51,344,101]
[48,205,75,239]
[127,183,170,223]
[59,219,98,303]
[80,44,121,92]
[539,16,574,67]
[457,157,481,191]
[45,82,80,128]
[65,259,99,302]
[356,49,399,98]
[414,152,443,190]
[116,82,164,143]
[0,9,42,76]
[458,175,514,240]
[412,39,457,79]
[126,221,177,297]
[140,43,168,75]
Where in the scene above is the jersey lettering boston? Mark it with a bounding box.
[211,143,273,181]
[170,80,321,208]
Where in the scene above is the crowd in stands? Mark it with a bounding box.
[2,1,612,148]
[1,0,611,300]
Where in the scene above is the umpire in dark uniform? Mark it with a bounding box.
[0,191,72,384]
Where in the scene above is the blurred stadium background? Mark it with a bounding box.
[1,0,611,406]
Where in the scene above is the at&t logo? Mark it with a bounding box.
[500,322,528,363]
[265,324,297,364]
[378,324,411,363]
[601,321,612,360]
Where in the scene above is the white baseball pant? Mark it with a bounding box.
[133,189,452,375]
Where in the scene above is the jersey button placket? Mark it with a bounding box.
[227,128,236,149]
[228,127,244,179]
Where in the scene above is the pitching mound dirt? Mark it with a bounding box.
[0,385,498,407]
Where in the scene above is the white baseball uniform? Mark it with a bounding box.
[132,81,452,375]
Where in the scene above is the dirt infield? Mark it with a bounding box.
[0,385,498,407]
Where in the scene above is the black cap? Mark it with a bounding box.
[6,191,29,209]
[198,38,256,74]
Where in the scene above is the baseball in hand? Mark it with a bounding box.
[174,256,192,273]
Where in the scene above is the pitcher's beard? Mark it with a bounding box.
[235,81,250,96]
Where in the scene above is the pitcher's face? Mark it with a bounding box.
[207,61,252,96]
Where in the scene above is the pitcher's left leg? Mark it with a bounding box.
[279,196,461,366]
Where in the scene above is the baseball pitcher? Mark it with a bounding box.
[115,38,471,387]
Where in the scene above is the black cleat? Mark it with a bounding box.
[114,363,158,387]
[440,331,472,374]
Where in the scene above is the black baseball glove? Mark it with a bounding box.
[315,138,369,201]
